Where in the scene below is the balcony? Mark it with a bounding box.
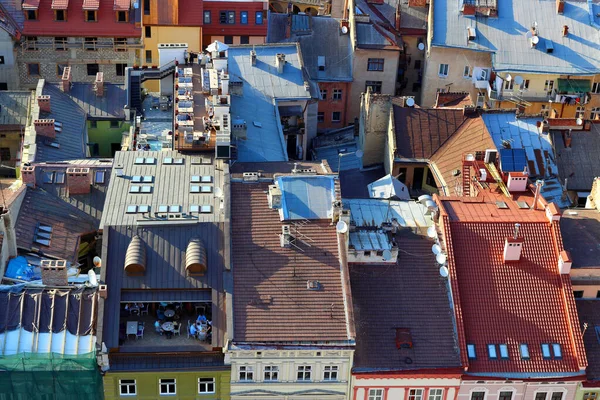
[21,37,143,51]
[489,89,552,103]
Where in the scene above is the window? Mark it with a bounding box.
[367,58,384,71]
[0,56,4,65]
[576,106,585,119]
[116,63,127,76]
[499,344,509,359]
[317,112,325,123]
[591,108,600,120]
[426,169,435,186]
[110,120,120,128]
[84,37,98,51]
[27,63,40,76]
[438,63,449,77]
[144,0,150,14]
[552,343,562,359]
[220,11,235,24]
[239,366,253,381]
[544,80,554,93]
[592,82,600,94]
[541,344,551,359]
[487,344,497,359]
[332,112,341,122]
[34,224,52,246]
[87,64,99,76]
[520,343,530,359]
[130,185,141,193]
[503,80,514,91]
[240,36,249,44]
[323,365,338,381]
[366,81,382,94]
[463,65,472,78]
[145,50,152,63]
[126,205,137,213]
[333,89,342,100]
[26,10,37,20]
[158,205,168,213]
[574,290,584,298]
[471,392,485,400]
[297,365,311,381]
[95,171,105,184]
[320,89,327,100]
[117,10,127,22]
[198,378,215,394]
[54,9,66,21]
[55,171,65,184]
[429,389,444,400]
[255,11,263,24]
[56,64,68,77]
[43,171,55,184]
[409,389,424,400]
[241,11,248,24]
[583,393,598,400]
[264,365,279,381]
[551,393,563,400]
[203,10,211,23]
[159,378,176,396]
[144,26,151,38]
[522,79,530,89]
[191,185,201,193]
[0,148,8,162]
[54,36,67,51]
[535,393,547,400]
[499,392,513,400]
[138,205,150,213]
[369,389,384,400]
[414,59,421,69]
[119,379,136,396]
[467,344,476,359]
[86,10,97,21]
[224,36,233,45]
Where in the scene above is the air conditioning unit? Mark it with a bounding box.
[242,172,259,182]
[268,184,282,209]
[280,225,292,248]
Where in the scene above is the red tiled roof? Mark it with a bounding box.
[22,0,40,9]
[113,0,129,11]
[231,181,350,342]
[439,192,588,374]
[51,0,68,9]
[23,0,139,37]
[435,92,473,108]
[82,0,99,10]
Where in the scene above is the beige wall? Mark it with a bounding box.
[402,35,426,97]
[209,36,265,46]
[353,377,461,400]
[359,92,392,167]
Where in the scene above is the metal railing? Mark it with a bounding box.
[21,38,142,51]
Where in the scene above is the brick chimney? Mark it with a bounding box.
[94,72,104,97]
[408,0,427,6]
[61,66,72,93]
[21,165,36,187]
[34,119,56,139]
[556,0,565,14]
[41,259,68,286]
[395,4,401,30]
[276,53,286,74]
[37,95,51,113]
[66,167,91,195]
[503,223,523,262]
[462,3,476,15]
[562,25,569,37]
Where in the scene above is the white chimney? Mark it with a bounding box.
[545,203,561,223]
[558,250,572,274]
[503,223,523,262]
[507,172,528,192]
[221,71,229,95]
[251,50,257,66]
[268,184,282,209]
[276,53,286,74]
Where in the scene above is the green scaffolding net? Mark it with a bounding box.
[0,352,103,400]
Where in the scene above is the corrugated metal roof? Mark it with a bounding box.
[432,0,600,74]
[313,142,362,172]
[62,83,127,119]
[349,230,391,250]
[344,199,432,229]
[355,22,391,47]
[278,175,336,220]
[0,91,30,128]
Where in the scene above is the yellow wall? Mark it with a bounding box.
[143,26,202,66]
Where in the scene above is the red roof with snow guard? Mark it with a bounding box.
[437,188,587,375]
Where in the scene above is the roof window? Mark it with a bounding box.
[552,343,562,359]
[201,205,212,213]
[158,205,168,213]
[520,343,530,359]
[56,171,65,184]
[126,205,137,213]
[34,224,53,246]
[43,171,55,184]
[191,176,201,183]
[541,344,551,359]
[201,186,213,193]
[140,185,152,193]
[467,344,476,359]
[191,185,200,193]
[138,205,150,213]
[169,205,181,213]
[130,185,141,193]
[499,344,509,359]
[488,344,497,359]
[95,170,105,184]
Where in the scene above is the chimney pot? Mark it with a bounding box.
[276,53,286,74]
[41,259,68,286]
[562,25,569,36]
[34,119,57,139]
[37,95,51,113]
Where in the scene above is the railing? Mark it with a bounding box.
[21,38,143,51]
[489,89,552,102]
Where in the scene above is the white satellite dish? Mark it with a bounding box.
[576,118,583,126]
[439,266,449,278]
[436,252,448,265]
[382,249,392,261]
[214,187,223,198]
[427,226,437,239]
[514,76,524,85]
[505,74,512,81]
[341,26,349,34]
[93,256,102,268]
[336,221,348,234]
[355,149,364,158]
[432,244,442,255]
[406,97,415,107]
[532,36,540,44]
[418,194,433,205]
[88,270,98,286]
[418,42,425,51]
[465,153,475,161]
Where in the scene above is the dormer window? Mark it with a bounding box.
[54,9,66,21]
[86,10,97,22]
[116,10,128,22]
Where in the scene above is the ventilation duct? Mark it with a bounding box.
[124,235,146,276]
[186,237,207,276]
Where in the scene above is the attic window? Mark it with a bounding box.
[318,56,325,71]
[552,344,562,359]
[95,170,105,184]
[158,205,168,213]
[307,280,321,290]
[34,224,53,246]
[56,172,65,184]
[520,343,530,359]
[516,201,529,209]
[467,344,477,359]
[496,201,508,209]
[541,344,551,359]
[499,344,509,359]
[488,344,498,359]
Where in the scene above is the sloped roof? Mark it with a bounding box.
[576,300,600,382]
[368,174,410,199]
[61,83,127,120]
[560,209,600,270]
[434,92,473,108]
[0,91,30,129]
[552,124,600,191]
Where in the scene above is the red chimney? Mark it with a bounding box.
[408,0,427,6]
[285,14,292,39]
[21,165,36,187]
[66,167,91,195]
[556,0,565,14]
[37,95,51,113]
[462,3,476,15]
[34,119,56,139]
[94,72,104,97]
[61,66,72,93]
[562,25,569,36]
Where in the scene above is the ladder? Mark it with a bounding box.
[486,162,511,197]
[462,162,471,197]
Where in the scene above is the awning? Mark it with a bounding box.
[83,0,100,10]
[51,0,69,10]
[557,79,591,94]
[278,105,304,117]
[121,290,212,302]
[114,0,130,10]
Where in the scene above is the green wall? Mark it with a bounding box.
[575,386,599,400]
[87,120,130,158]
[103,369,231,400]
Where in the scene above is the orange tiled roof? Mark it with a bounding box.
[51,0,68,9]
[82,0,99,10]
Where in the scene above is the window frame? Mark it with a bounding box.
[499,391,513,400]
[54,9,67,21]
[116,10,128,22]
[365,81,382,94]
[323,365,338,381]
[119,379,137,396]
[320,89,327,100]
[367,58,384,71]
[467,343,476,359]
[471,391,486,400]
[264,365,279,382]
[197,377,215,394]
[535,393,548,400]
[368,389,384,400]
[159,378,176,396]
[332,111,341,122]
[116,63,127,77]
[519,343,530,359]
[463,65,471,78]
[240,11,248,24]
[203,10,211,24]
[429,389,444,400]
[86,10,97,22]
[143,0,150,14]
[238,365,254,381]
[145,50,152,64]
[552,343,562,359]
[255,11,263,24]
[56,63,68,77]
[408,388,424,400]
[95,170,106,184]
[87,63,99,76]
[583,393,598,400]
[317,112,325,123]
[551,393,564,400]
[145,26,152,37]
[333,89,342,100]
[592,82,600,94]
[487,344,497,359]
[27,63,40,76]
[541,343,551,359]
[499,344,509,359]
[26,9,38,20]
[438,63,449,77]
[296,365,312,381]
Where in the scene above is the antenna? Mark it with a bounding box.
[513,223,521,239]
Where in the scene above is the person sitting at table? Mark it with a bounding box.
[190,322,198,338]
[197,314,207,323]
[154,320,163,335]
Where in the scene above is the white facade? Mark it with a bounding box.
[228,347,354,399]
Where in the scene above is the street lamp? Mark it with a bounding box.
[338,149,364,174]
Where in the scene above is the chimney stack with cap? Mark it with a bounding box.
[562,25,569,36]
[66,167,92,195]
[276,53,286,74]
[94,72,104,97]
[21,165,36,187]
[251,49,257,66]
[34,119,56,139]
[556,0,565,14]
[41,259,68,286]
[37,95,51,113]
[503,223,524,262]
[395,3,401,30]
[61,66,72,93]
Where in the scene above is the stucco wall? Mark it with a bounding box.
[143,26,201,65]
[457,380,579,400]
[87,120,130,157]
[0,30,19,89]
[353,377,461,400]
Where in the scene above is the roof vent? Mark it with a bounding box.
[503,223,523,262]
[545,40,554,53]
[276,53,286,74]
[185,237,207,276]
[250,49,257,66]
[395,328,413,349]
[268,184,282,209]
[280,225,292,247]
[242,172,259,182]
[124,235,146,276]
[467,26,476,42]
[307,280,321,290]
[562,25,569,37]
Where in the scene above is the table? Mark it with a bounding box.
[162,322,174,332]
[126,321,138,338]
[164,309,175,318]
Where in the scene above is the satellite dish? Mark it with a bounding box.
[382,249,392,261]
[341,26,348,34]
[418,194,433,205]
[93,256,102,268]
[432,244,442,255]
[526,31,533,39]
[514,76,524,85]
[439,266,449,278]
[425,199,437,209]
[88,270,98,286]
[436,252,448,265]
[355,149,364,158]
[214,187,223,198]
[505,74,512,81]
[406,97,415,107]
[427,226,437,239]
[465,153,475,161]
[576,118,583,126]
[336,221,348,234]
[532,36,540,44]
[418,42,425,51]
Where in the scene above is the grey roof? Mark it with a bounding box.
[0,0,24,29]
[432,0,600,74]
[339,166,387,198]
[552,124,600,191]
[355,23,394,47]
[560,209,600,269]
[267,14,353,82]
[0,91,30,128]
[355,0,427,31]
[60,83,127,120]
[108,352,227,372]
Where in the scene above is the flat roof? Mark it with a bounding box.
[0,91,30,129]
[344,199,432,230]
[560,209,600,269]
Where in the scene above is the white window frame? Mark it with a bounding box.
[369,389,384,400]
[575,106,585,119]
[592,82,600,94]
[503,80,514,91]
[323,365,338,381]
[198,377,215,394]
[591,107,600,120]
[297,365,312,381]
[264,365,279,382]
[333,89,342,100]
[439,63,449,77]
[429,389,444,400]
[409,388,424,400]
[544,80,554,93]
[498,389,516,400]
[470,390,487,400]
[119,379,136,396]
[534,392,548,400]
[522,79,530,89]
[238,365,254,381]
[332,112,341,122]
[159,378,176,396]
[463,65,471,78]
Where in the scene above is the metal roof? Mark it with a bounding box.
[349,231,392,251]
[0,91,30,128]
[344,199,432,229]
[277,175,336,220]
[61,83,127,120]
[432,0,600,74]
[355,23,391,47]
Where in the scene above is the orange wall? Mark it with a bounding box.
[317,82,351,131]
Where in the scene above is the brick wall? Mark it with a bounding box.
[34,119,56,139]
[37,95,51,113]
[41,259,68,286]
[21,165,36,186]
[66,167,91,195]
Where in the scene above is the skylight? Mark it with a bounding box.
[56,172,65,184]
[138,205,150,213]
[163,157,173,164]
[488,344,497,359]
[499,344,509,359]
[158,205,168,213]
[130,185,141,193]
[135,157,144,164]
[201,205,212,213]
[191,185,200,193]
[140,185,152,193]
[520,343,530,359]
[541,344,551,359]
[132,176,142,183]
[201,176,212,183]
[169,205,180,213]
[126,205,137,213]
[191,176,201,183]
[145,157,156,164]
[142,176,153,183]
[95,170,105,184]
[552,343,562,359]
[174,158,184,165]
[467,344,476,359]
[201,186,212,193]
[190,205,200,213]
[516,201,529,209]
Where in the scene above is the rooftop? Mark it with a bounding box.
[432,0,600,74]
[438,188,588,375]
[576,300,600,382]
[312,127,362,172]
[560,209,600,269]
[0,91,31,130]
[355,0,428,31]
[267,14,353,82]
[339,166,387,199]
[355,22,398,49]
[344,198,432,230]
[434,92,473,108]
[351,229,460,371]
[552,123,600,192]
[60,83,127,120]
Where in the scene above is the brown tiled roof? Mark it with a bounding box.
[434,92,473,108]
[351,229,461,371]
[82,0,99,9]
[393,107,469,159]
[429,116,496,195]
[576,300,600,382]
[231,181,350,342]
[0,180,25,209]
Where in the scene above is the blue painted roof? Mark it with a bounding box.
[499,148,528,173]
[278,175,335,220]
[313,142,362,172]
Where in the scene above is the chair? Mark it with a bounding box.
[195,304,206,315]
[136,322,145,340]
[173,323,181,336]
[140,304,149,316]
[187,320,192,338]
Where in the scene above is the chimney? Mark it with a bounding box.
[395,4,401,30]
[285,14,292,39]
[545,202,561,223]
[276,53,286,74]
[94,72,104,97]
[408,0,427,6]
[563,129,572,148]
[21,165,36,187]
[34,119,56,139]
[556,0,565,14]
[562,25,569,37]
[558,250,572,274]
[462,3,476,15]
[532,179,544,210]
[221,71,229,95]
[98,284,108,299]
[40,259,68,286]
[507,172,528,192]
[37,95,51,113]
[503,223,524,262]
[61,66,72,93]
[250,49,257,66]
[66,167,91,195]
